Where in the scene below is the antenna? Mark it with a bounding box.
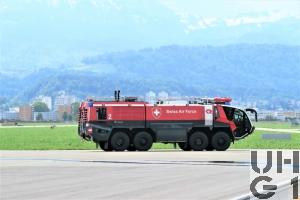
[114,90,117,101]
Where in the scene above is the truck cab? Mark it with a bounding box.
[222,106,256,139]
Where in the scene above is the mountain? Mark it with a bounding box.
[1,0,300,71]
[1,44,299,105]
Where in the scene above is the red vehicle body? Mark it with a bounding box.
[78,94,257,151]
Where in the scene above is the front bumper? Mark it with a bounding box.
[91,129,111,142]
[79,123,112,142]
[234,126,255,140]
[250,126,255,134]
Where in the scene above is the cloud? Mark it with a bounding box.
[171,11,218,33]
[67,0,77,7]
[0,2,8,11]
[185,18,217,32]
[160,0,300,32]
[89,0,122,11]
[0,19,17,25]
[160,0,300,18]
[49,0,60,6]
[224,11,300,27]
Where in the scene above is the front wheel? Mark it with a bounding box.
[211,132,231,151]
[189,131,208,151]
[99,142,112,151]
[110,131,130,151]
[178,142,192,151]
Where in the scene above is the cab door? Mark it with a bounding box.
[233,109,252,138]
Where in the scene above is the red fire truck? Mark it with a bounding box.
[78,91,257,151]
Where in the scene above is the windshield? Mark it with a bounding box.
[233,109,244,127]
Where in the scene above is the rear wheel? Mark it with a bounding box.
[178,142,192,151]
[133,131,153,151]
[99,142,112,151]
[110,131,130,151]
[211,132,231,151]
[189,131,208,151]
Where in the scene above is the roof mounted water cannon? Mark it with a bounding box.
[124,97,138,102]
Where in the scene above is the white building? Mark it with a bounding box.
[0,111,19,121]
[33,95,52,110]
[33,112,57,121]
[158,91,169,101]
[274,112,286,121]
[54,91,76,110]
[145,91,156,104]
[9,107,20,112]
[257,110,298,121]
[257,110,276,120]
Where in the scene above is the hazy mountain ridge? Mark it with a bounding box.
[1,0,300,70]
[1,44,299,104]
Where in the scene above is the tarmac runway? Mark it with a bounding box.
[0,150,287,200]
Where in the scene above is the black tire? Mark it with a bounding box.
[99,142,113,151]
[205,144,214,151]
[178,142,192,151]
[110,131,130,151]
[189,131,209,151]
[211,132,231,151]
[133,131,153,151]
[127,145,137,151]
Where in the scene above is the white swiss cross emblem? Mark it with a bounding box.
[152,108,161,119]
[206,109,213,114]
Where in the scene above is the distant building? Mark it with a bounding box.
[0,111,19,121]
[275,112,286,121]
[9,107,20,112]
[158,91,169,101]
[33,95,52,110]
[257,110,299,121]
[257,110,276,120]
[56,105,72,121]
[33,112,56,121]
[283,111,297,118]
[19,105,33,121]
[145,91,156,103]
[296,112,300,119]
[54,91,76,110]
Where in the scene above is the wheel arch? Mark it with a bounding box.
[131,128,157,142]
[110,128,130,140]
[213,127,234,142]
[189,127,212,137]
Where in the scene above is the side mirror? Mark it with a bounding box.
[245,108,258,122]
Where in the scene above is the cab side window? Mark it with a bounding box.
[223,107,234,120]
[97,107,107,120]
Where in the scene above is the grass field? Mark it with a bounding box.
[2,122,76,126]
[0,124,299,150]
[230,131,300,149]
[3,121,299,129]
[253,121,300,129]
